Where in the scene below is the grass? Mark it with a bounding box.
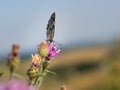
[0,44,120,90]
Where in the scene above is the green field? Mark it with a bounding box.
[0,43,120,90]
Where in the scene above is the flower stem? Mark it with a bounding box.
[36,58,44,90]
[36,76,43,90]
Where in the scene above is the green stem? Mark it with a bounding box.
[36,58,44,90]
[36,76,43,90]
[0,72,3,77]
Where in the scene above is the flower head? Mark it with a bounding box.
[60,85,67,90]
[12,44,20,56]
[27,66,39,85]
[7,44,20,62]
[38,41,49,57]
[46,42,61,60]
[31,54,41,67]
[7,44,20,74]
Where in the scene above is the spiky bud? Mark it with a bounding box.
[7,44,20,74]
[27,66,39,85]
[38,41,49,57]
[31,54,41,68]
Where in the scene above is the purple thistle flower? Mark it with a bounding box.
[47,42,61,60]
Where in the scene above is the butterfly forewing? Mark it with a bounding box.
[46,12,55,42]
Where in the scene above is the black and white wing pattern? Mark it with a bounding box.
[46,12,55,42]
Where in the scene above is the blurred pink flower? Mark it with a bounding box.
[0,79,35,90]
[7,44,20,74]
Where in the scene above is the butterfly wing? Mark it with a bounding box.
[46,12,55,42]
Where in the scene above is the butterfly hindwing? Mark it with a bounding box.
[46,12,55,42]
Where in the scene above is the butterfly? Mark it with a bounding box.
[46,12,55,43]
[46,12,62,49]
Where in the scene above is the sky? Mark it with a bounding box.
[0,0,120,54]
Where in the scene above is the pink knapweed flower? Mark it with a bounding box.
[46,42,61,60]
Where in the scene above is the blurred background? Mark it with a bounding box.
[0,0,120,90]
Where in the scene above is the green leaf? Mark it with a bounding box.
[45,70,56,75]
[43,71,47,76]
[48,60,53,65]
[12,73,25,78]
[0,72,3,77]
